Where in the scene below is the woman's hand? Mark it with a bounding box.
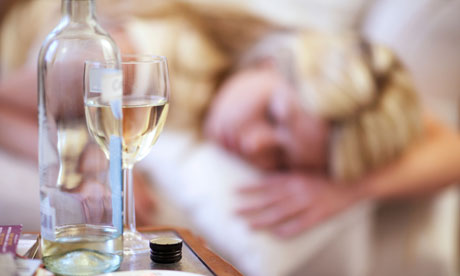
[75,178,113,224]
[79,145,157,226]
[205,64,280,161]
[237,173,365,237]
[133,170,157,226]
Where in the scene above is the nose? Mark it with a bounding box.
[239,124,282,169]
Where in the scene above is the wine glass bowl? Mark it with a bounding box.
[120,95,169,167]
[85,55,170,255]
[119,55,170,167]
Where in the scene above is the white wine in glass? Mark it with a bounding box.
[85,55,170,255]
[85,95,169,165]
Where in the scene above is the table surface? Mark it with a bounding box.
[129,227,242,276]
[23,226,242,276]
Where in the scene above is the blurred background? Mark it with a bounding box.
[1,0,460,275]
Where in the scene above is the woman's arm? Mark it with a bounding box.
[0,100,38,159]
[0,65,38,159]
[0,66,37,115]
[362,114,460,200]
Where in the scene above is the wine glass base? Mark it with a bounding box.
[123,230,150,255]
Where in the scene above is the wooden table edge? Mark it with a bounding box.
[139,226,243,276]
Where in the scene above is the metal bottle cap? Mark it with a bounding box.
[149,237,183,263]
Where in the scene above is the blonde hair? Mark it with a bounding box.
[294,32,423,181]
[111,0,277,129]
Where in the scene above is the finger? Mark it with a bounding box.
[135,190,156,211]
[134,190,157,225]
[236,191,288,215]
[272,207,326,237]
[247,199,309,229]
[103,192,113,222]
[134,190,156,213]
[133,173,157,210]
[135,207,155,227]
[134,199,157,226]
[82,196,102,224]
[238,183,267,194]
[238,174,289,194]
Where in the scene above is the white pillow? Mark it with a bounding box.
[140,130,374,276]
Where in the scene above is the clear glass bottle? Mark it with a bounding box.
[37,0,123,275]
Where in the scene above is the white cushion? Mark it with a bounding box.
[140,130,374,276]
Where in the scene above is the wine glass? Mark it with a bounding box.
[84,55,170,254]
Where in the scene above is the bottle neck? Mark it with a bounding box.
[62,0,96,23]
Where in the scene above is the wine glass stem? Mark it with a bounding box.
[123,165,136,233]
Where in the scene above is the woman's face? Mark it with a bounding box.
[205,63,330,171]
